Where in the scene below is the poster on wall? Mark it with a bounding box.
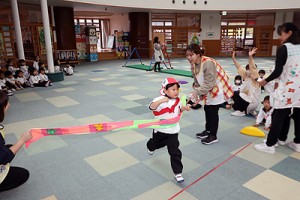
[75,25,87,60]
[37,27,53,55]
[188,32,201,45]
[38,27,46,54]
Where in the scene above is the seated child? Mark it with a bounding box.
[232,75,243,91]
[187,82,202,109]
[19,59,30,79]
[15,70,30,88]
[38,67,52,86]
[6,59,19,74]
[146,77,190,183]
[39,62,48,73]
[4,70,22,90]
[220,75,243,109]
[54,59,61,72]
[63,61,74,76]
[0,71,13,96]
[253,95,273,130]
[33,55,40,71]
[29,69,49,87]
[258,69,266,93]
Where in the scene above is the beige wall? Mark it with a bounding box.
[109,14,130,34]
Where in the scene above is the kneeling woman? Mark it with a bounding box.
[0,91,32,192]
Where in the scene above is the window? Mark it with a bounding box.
[152,22,164,26]
[74,18,110,51]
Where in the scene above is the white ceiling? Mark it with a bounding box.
[3,0,300,15]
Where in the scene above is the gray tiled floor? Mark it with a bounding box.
[1,57,299,200]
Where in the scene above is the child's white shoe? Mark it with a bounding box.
[147,149,154,155]
[175,174,184,183]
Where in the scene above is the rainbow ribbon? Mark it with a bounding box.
[25,95,187,148]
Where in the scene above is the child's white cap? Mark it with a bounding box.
[160,77,179,95]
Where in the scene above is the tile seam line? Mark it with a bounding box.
[168,142,252,200]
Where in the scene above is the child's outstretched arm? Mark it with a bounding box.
[149,97,169,110]
[181,104,191,112]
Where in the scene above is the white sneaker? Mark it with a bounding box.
[262,139,285,147]
[254,143,275,154]
[278,140,286,146]
[175,174,184,183]
[263,139,278,147]
[287,141,300,152]
[147,149,154,155]
[231,110,246,117]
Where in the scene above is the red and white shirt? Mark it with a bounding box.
[150,96,182,134]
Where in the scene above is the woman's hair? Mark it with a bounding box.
[153,37,159,44]
[186,43,203,56]
[277,22,300,44]
[0,91,8,122]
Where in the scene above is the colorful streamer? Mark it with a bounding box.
[25,96,187,148]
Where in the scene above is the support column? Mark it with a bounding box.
[40,0,54,73]
[11,0,25,59]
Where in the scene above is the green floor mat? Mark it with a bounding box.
[125,64,151,70]
[125,65,192,77]
[160,69,192,77]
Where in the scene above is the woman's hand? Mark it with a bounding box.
[252,124,259,127]
[231,51,236,60]
[9,131,33,155]
[249,47,257,57]
[264,127,270,131]
[20,131,32,143]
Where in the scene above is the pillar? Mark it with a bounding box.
[40,0,54,73]
[11,0,25,59]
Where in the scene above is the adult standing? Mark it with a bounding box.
[0,91,32,192]
[254,22,300,154]
[186,43,233,144]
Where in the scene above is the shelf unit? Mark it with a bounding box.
[55,49,78,65]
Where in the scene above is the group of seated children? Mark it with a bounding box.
[230,70,273,127]
[0,58,52,96]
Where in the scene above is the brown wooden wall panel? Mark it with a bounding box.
[272,39,281,47]
[129,12,149,58]
[54,7,76,50]
[202,40,221,57]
